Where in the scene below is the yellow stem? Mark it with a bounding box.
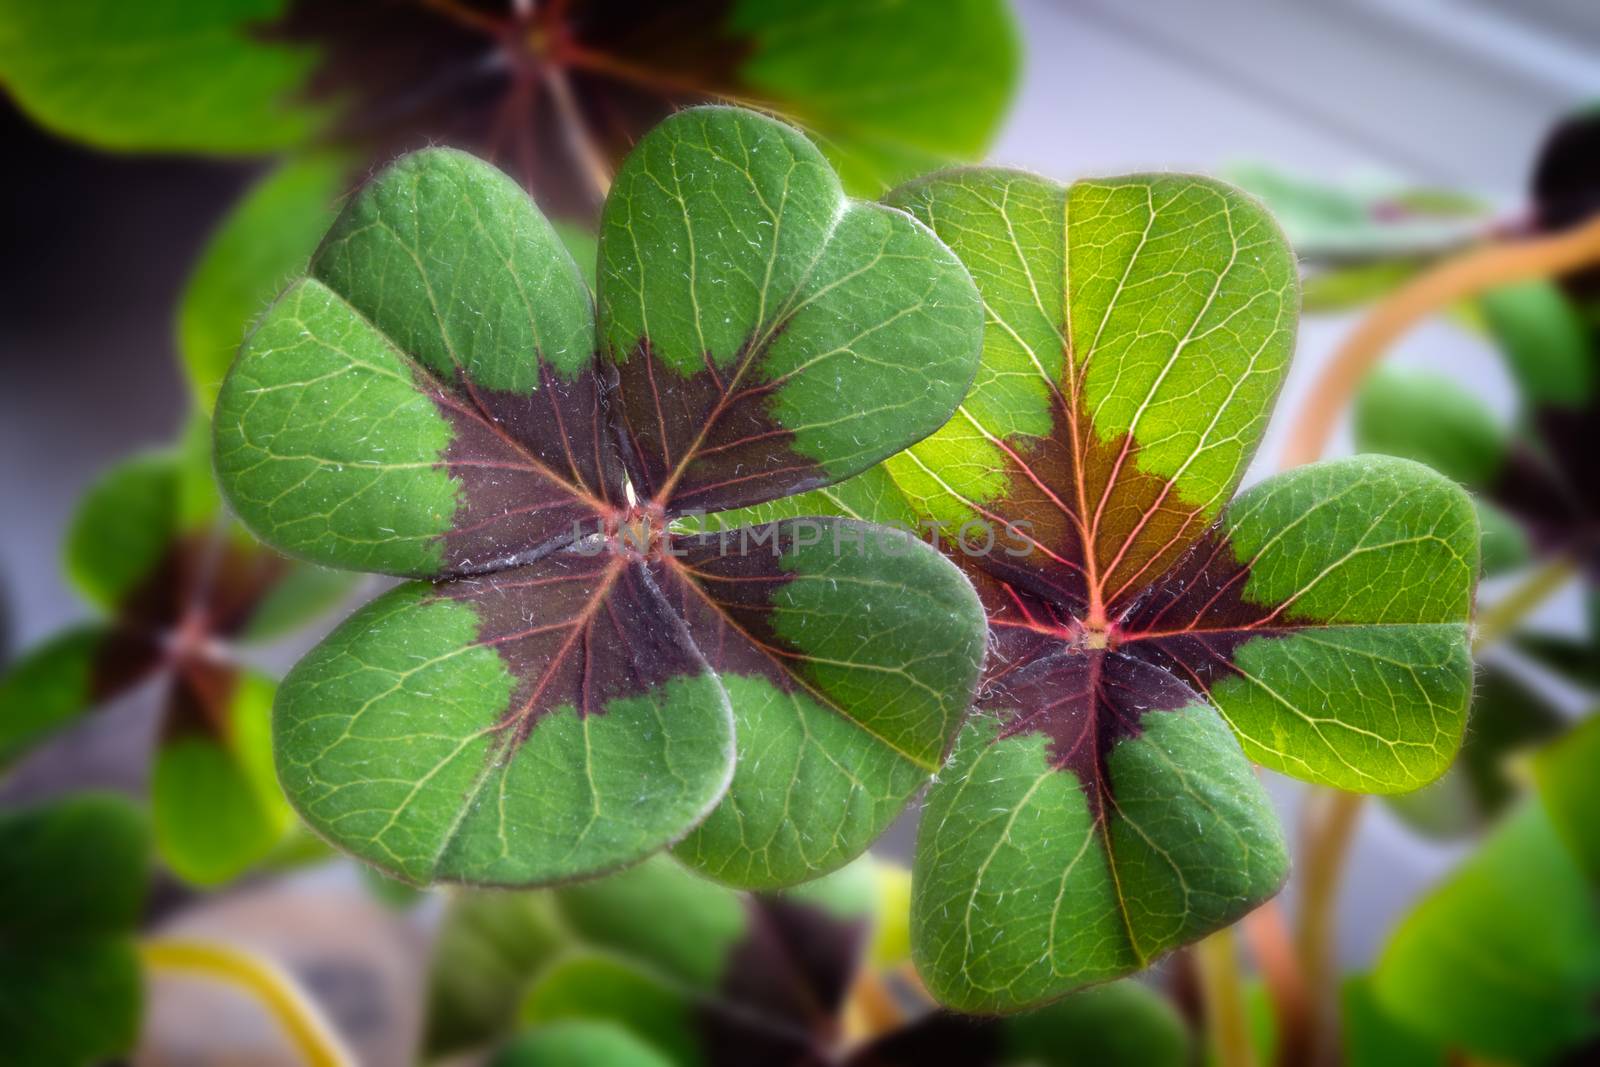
[140,938,355,1067]
[1281,213,1600,470]
[1473,556,1579,653]
[1196,926,1258,1067]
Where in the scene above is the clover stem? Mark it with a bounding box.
[1294,786,1366,1067]
[842,967,906,1042]
[1472,555,1579,653]
[1195,926,1258,1067]
[1280,212,1600,470]
[1239,899,1310,1067]
[542,62,613,202]
[420,0,509,35]
[140,938,355,1067]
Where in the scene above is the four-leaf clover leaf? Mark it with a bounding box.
[766,168,1479,1011]
[213,107,988,889]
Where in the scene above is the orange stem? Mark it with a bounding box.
[1280,213,1600,470]
[1241,899,1309,1067]
[1295,788,1367,1067]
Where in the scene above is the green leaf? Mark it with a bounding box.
[809,165,1471,1009]
[1227,163,1486,263]
[0,794,149,1067]
[551,854,747,989]
[215,146,609,579]
[1353,368,1506,487]
[1533,713,1600,883]
[179,153,350,411]
[275,0,1016,204]
[871,168,1299,598]
[0,625,116,767]
[1148,457,1476,794]
[64,450,180,611]
[663,520,985,888]
[235,558,357,642]
[0,0,320,153]
[597,106,984,515]
[731,0,1020,195]
[492,1020,676,1067]
[1460,277,1599,578]
[519,953,700,1065]
[425,890,571,1059]
[844,979,1191,1066]
[425,895,589,1056]
[1374,799,1600,1063]
[175,413,226,522]
[1341,974,1446,1067]
[152,670,294,885]
[1300,259,1431,313]
[1473,498,1532,578]
[999,980,1191,1066]
[913,698,1286,1014]
[427,853,882,1061]
[219,110,987,889]
[274,571,736,887]
[1383,666,1564,839]
[559,852,878,1019]
[1479,280,1594,408]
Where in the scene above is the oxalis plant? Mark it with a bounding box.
[213,105,991,891]
[0,418,352,885]
[425,854,1191,1066]
[737,167,1481,1011]
[212,104,1480,1014]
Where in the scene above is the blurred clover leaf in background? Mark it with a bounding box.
[0,794,150,1067]
[0,419,354,886]
[1229,105,1600,848]
[1356,278,1596,587]
[0,0,1018,201]
[212,106,990,890]
[0,0,1020,411]
[428,853,1193,1067]
[0,0,322,154]
[1352,286,1598,839]
[1347,160,1600,838]
[1370,715,1600,1065]
[1227,163,1492,313]
[725,167,1479,1011]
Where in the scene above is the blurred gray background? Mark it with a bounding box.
[4,0,1599,971]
